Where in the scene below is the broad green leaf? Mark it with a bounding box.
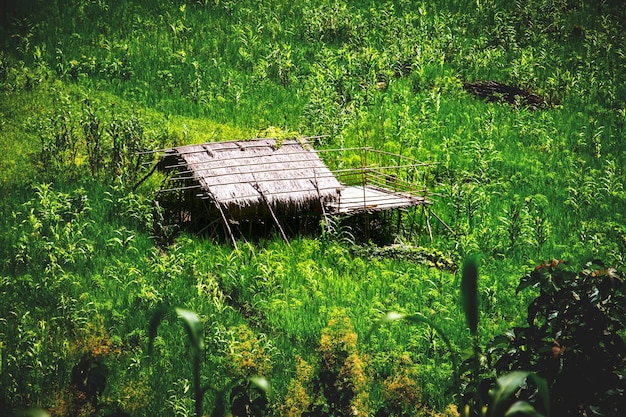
[18,409,51,417]
[403,313,458,371]
[461,254,480,336]
[250,375,271,394]
[527,373,550,416]
[504,401,545,417]
[176,307,204,353]
[368,311,457,368]
[381,311,406,322]
[461,346,477,361]
[148,304,170,356]
[490,371,529,417]
[403,312,452,349]
[210,386,230,417]
[366,311,406,340]
[517,272,539,293]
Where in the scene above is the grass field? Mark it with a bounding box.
[1,1,625,416]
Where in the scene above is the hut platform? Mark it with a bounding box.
[328,185,428,215]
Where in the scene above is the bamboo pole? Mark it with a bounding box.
[132,161,160,191]
[202,194,238,250]
[252,182,291,249]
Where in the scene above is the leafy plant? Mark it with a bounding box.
[499,201,527,252]
[149,307,208,417]
[148,306,270,417]
[10,183,92,280]
[524,195,551,257]
[302,1,362,44]
[458,255,550,417]
[369,254,550,417]
[81,96,105,176]
[37,103,79,179]
[353,243,457,273]
[488,260,626,416]
[307,309,370,417]
[2,0,626,415]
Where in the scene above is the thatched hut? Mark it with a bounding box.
[154,137,431,244]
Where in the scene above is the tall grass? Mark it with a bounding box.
[1,0,625,415]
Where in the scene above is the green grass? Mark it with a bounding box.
[1,0,625,415]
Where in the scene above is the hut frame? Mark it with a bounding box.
[150,137,433,244]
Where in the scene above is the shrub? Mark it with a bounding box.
[10,183,92,281]
[315,309,370,417]
[487,260,626,416]
[223,324,273,379]
[280,357,315,417]
[458,256,551,417]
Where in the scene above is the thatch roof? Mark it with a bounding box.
[159,138,342,217]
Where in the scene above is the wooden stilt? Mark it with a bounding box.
[428,208,456,236]
[197,218,220,237]
[203,196,238,250]
[132,161,160,191]
[312,176,329,232]
[408,206,417,237]
[217,203,238,250]
[396,209,403,235]
[253,183,291,248]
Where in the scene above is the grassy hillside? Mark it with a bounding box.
[1,0,625,416]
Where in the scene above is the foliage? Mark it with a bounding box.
[458,257,626,416]
[487,260,626,416]
[280,357,315,417]
[149,306,271,417]
[33,93,168,185]
[458,256,550,417]
[149,306,207,417]
[1,0,626,415]
[353,243,457,273]
[280,310,370,417]
[9,183,92,294]
[316,310,370,417]
[368,255,550,417]
[461,255,479,337]
[378,353,423,417]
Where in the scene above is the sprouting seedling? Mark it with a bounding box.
[460,254,484,415]
[458,255,550,417]
[149,306,206,417]
[148,305,270,417]
[489,371,550,417]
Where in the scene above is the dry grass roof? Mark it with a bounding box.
[159,138,342,212]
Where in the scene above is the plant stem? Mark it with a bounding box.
[194,347,202,417]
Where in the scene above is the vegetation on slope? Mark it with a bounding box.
[1,0,625,416]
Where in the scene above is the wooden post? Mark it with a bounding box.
[408,206,418,237]
[215,202,238,250]
[313,175,337,237]
[311,174,329,222]
[202,195,238,250]
[252,183,291,248]
[428,207,456,236]
[423,205,433,241]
